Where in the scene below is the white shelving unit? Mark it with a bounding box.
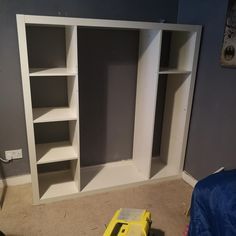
[17,14,201,204]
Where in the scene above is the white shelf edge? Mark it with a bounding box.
[33,107,77,123]
[36,141,78,164]
[29,67,77,76]
[159,68,191,74]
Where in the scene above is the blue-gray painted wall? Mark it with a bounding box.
[178,0,236,180]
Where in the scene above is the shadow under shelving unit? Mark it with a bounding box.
[17,15,201,204]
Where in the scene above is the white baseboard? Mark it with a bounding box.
[182,171,198,187]
[0,174,31,186]
[1,171,196,188]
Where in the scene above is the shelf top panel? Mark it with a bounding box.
[29,68,77,77]
[33,107,77,123]
[159,68,191,75]
[36,141,78,164]
[17,15,202,32]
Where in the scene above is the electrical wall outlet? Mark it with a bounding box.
[5,149,23,161]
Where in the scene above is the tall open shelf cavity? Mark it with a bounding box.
[150,30,197,180]
[17,15,201,204]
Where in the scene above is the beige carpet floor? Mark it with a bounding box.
[0,179,192,236]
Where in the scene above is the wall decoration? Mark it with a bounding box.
[221,0,236,66]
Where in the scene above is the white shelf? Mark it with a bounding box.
[33,107,77,123]
[29,68,77,76]
[36,141,78,164]
[38,170,79,200]
[150,158,179,179]
[159,68,191,74]
[80,160,147,192]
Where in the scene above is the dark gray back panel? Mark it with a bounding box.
[178,0,236,180]
[34,121,69,144]
[30,77,68,108]
[78,28,139,166]
[26,26,66,68]
[0,0,178,177]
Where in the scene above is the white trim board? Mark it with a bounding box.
[0,174,31,186]
[0,171,195,188]
[182,171,197,187]
[182,167,226,188]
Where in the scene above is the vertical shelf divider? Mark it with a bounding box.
[16,15,40,204]
[65,25,80,191]
[132,29,162,179]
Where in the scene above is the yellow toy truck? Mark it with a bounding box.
[103,208,152,236]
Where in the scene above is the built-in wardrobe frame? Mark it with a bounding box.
[16,14,201,204]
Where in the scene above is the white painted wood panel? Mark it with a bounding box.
[177,31,201,171]
[133,30,162,179]
[36,141,78,164]
[33,107,77,123]
[29,67,77,76]
[23,14,201,32]
[65,26,80,191]
[159,68,191,74]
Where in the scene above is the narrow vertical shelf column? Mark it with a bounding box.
[17,18,80,204]
[159,31,199,173]
[66,25,80,192]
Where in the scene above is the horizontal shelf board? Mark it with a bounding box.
[36,141,78,164]
[29,68,77,76]
[80,160,147,192]
[39,170,79,200]
[150,158,180,179]
[159,68,191,74]
[33,107,77,123]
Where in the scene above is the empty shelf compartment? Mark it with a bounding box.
[80,160,146,192]
[38,160,79,200]
[38,170,79,200]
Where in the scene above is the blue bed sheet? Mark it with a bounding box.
[189,170,236,236]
